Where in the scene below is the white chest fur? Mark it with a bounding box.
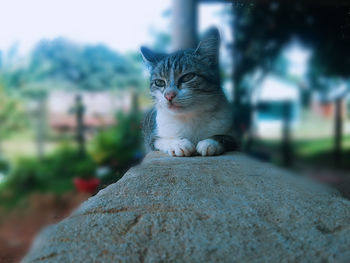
[156,106,232,145]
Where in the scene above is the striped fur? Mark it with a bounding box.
[141,28,238,156]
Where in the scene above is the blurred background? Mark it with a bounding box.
[0,0,349,261]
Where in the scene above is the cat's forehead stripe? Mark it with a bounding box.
[162,54,187,75]
[154,52,198,80]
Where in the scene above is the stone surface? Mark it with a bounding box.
[23,152,350,263]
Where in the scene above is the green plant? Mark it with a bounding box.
[0,144,98,207]
[5,157,45,193]
[42,144,96,179]
[0,108,144,207]
[90,110,143,167]
[72,158,96,179]
[0,86,29,156]
[0,157,9,173]
[90,110,143,185]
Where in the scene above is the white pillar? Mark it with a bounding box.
[172,0,198,51]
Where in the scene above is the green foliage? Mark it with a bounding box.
[26,39,144,91]
[90,110,143,168]
[71,158,96,179]
[89,109,144,187]
[2,38,147,93]
[0,108,144,207]
[0,85,28,141]
[232,3,350,87]
[1,145,96,201]
[0,157,9,172]
[5,157,46,193]
[0,38,148,207]
[253,135,350,170]
[42,145,96,179]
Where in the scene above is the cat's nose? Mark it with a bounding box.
[164,91,177,102]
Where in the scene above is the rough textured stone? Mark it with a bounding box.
[23,152,350,263]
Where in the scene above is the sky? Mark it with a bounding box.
[283,42,311,78]
[0,0,226,55]
[0,0,171,54]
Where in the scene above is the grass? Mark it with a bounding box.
[295,135,350,156]
[251,135,350,170]
[2,141,59,161]
[1,129,73,161]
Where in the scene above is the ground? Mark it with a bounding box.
[0,192,90,263]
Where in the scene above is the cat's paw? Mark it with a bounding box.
[196,139,224,156]
[167,139,196,157]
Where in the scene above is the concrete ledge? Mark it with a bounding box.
[23,152,350,262]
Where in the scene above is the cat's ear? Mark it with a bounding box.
[140,46,165,68]
[194,27,220,66]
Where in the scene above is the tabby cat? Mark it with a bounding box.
[141,27,237,157]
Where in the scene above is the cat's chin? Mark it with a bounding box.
[168,104,183,110]
[157,105,186,115]
[165,107,185,115]
[160,102,185,111]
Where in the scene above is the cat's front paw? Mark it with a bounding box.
[167,139,196,157]
[196,139,224,156]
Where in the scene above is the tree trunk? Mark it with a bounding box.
[35,98,46,160]
[281,101,293,167]
[75,95,86,157]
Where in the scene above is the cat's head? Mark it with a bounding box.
[140,27,222,115]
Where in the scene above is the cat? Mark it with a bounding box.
[141,27,238,157]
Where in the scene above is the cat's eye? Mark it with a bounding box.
[154,79,166,87]
[180,73,196,83]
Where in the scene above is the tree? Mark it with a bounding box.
[0,85,27,156]
[232,2,350,104]
[231,2,350,132]
[27,39,144,91]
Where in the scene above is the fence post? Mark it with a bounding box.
[281,101,293,167]
[34,95,47,160]
[334,98,343,163]
[75,94,86,156]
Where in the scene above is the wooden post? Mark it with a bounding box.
[131,91,139,114]
[334,98,343,163]
[75,95,86,157]
[282,101,293,167]
[172,0,198,50]
[35,96,46,160]
[230,6,247,137]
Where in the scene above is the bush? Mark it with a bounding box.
[0,157,9,173]
[42,145,96,180]
[2,144,97,201]
[0,109,144,206]
[5,157,44,193]
[90,110,144,185]
[91,110,143,168]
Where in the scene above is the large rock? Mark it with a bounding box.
[23,152,350,263]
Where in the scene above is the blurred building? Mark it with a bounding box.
[311,83,349,119]
[251,75,300,139]
[48,91,132,133]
